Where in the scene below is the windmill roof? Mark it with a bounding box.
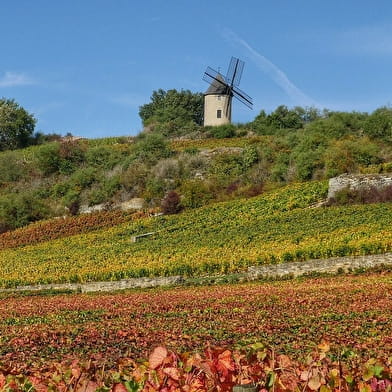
[205,73,229,95]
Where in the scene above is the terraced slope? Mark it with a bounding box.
[1,181,392,288]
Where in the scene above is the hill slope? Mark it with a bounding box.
[1,180,392,288]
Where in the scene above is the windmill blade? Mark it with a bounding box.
[232,86,253,109]
[224,92,233,118]
[203,66,229,89]
[226,57,244,87]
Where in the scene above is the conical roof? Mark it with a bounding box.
[205,73,229,95]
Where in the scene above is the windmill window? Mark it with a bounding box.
[217,95,221,101]
[217,109,222,118]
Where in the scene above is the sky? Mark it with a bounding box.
[1,1,392,138]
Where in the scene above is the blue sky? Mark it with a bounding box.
[1,1,392,138]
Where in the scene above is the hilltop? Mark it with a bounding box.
[1,104,392,233]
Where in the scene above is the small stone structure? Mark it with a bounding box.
[327,173,392,200]
[131,232,155,243]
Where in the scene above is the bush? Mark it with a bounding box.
[90,176,121,205]
[86,145,121,169]
[363,107,392,142]
[35,140,87,175]
[70,167,98,189]
[144,178,166,202]
[328,185,392,205]
[161,191,183,214]
[209,153,245,186]
[206,124,236,139]
[58,139,87,174]
[180,180,213,208]
[36,142,62,175]
[63,189,81,215]
[120,163,149,195]
[323,137,381,178]
[0,151,28,183]
[132,133,172,164]
[0,191,49,230]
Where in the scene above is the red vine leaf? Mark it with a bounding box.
[149,346,168,369]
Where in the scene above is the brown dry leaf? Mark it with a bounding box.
[308,375,322,391]
[163,367,180,381]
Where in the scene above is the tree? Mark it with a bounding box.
[139,89,204,127]
[363,107,392,142]
[268,105,303,130]
[0,98,36,151]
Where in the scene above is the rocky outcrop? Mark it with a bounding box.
[199,147,244,158]
[118,198,146,211]
[327,173,392,200]
[79,198,146,214]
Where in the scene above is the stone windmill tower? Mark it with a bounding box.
[203,57,253,126]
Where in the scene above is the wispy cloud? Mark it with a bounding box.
[222,29,317,106]
[0,71,36,87]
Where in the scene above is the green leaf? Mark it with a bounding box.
[266,372,276,388]
[124,380,141,392]
[362,367,374,382]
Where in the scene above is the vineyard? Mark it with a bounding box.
[0,273,391,390]
[0,209,157,250]
[1,181,392,288]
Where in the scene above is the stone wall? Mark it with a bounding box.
[327,173,392,200]
[2,254,392,294]
[3,276,184,294]
[247,253,392,280]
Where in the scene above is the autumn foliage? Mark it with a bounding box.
[0,343,391,391]
[0,208,158,250]
[0,273,391,391]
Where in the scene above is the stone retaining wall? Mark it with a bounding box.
[2,276,184,293]
[327,173,392,200]
[2,254,392,293]
[247,253,392,279]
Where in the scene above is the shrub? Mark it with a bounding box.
[328,185,392,205]
[119,163,149,198]
[70,167,97,189]
[161,191,183,214]
[0,191,49,230]
[87,176,121,205]
[180,180,213,208]
[209,153,245,186]
[132,133,172,164]
[152,158,182,181]
[363,107,392,142]
[0,150,28,183]
[58,139,87,174]
[144,178,166,202]
[206,124,236,139]
[63,189,81,214]
[36,142,62,175]
[86,145,120,169]
[323,137,381,178]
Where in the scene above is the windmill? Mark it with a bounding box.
[202,57,253,126]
